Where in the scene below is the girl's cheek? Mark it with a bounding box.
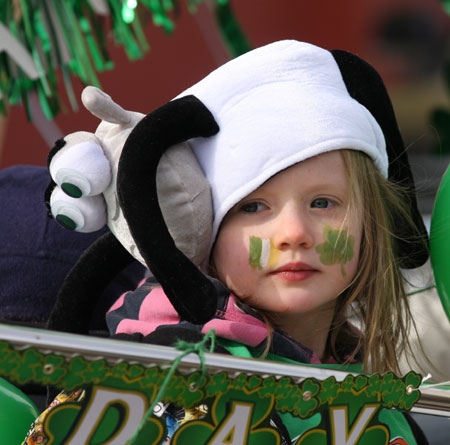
[315,224,355,278]
[248,236,281,270]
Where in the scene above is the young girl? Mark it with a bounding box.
[107,40,427,373]
[105,40,429,443]
[24,40,429,444]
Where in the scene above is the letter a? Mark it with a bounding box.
[208,401,253,445]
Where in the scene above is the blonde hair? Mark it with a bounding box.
[330,149,428,373]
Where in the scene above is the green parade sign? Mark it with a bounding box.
[0,323,448,444]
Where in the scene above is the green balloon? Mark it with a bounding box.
[0,377,39,443]
[430,163,450,322]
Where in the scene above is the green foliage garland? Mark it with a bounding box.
[0,340,422,414]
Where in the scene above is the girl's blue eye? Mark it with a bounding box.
[311,198,332,209]
[241,202,267,213]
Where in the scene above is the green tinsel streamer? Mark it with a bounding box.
[0,54,7,113]
[62,2,101,86]
[79,16,107,71]
[0,4,7,23]
[109,0,144,59]
[36,81,54,119]
[0,0,250,120]
[20,0,51,96]
[188,0,206,14]
[34,9,60,114]
[6,18,27,107]
[214,0,251,57]
[19,78,32,121]
[131,13,151,53]
[83,4,114,70]
[163,0,175,11]
[440,0,450,15]
[41,0,78,111]
[0,5,10,112]
[144,0,175,33]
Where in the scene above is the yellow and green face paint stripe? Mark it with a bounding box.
[249,236,281,269]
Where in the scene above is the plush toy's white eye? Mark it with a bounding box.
[53,167,93,198]
[50,187,107,232]
[49,134,112,198]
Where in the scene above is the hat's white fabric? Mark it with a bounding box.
[178,40,387,243]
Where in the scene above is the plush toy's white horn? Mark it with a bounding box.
[81,86,133,125]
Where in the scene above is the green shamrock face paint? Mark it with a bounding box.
[315,225,355,277]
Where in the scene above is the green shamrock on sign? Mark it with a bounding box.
[315,225,354,277]
[0,342,21,376]
[83,359,110,384]
[399,372,422,410]
[206,372,232,398]
[15,349,43,385]
[294,379,320,418]
[318,377,340,405]
[64,356,90,390]
[35,355,67,385]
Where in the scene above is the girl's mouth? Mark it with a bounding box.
[269,262,318,282]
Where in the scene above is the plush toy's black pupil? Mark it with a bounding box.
[56,214,77,231]
[61,182,82,198]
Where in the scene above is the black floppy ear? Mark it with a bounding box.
[331,50,429,269]
[47,231,135,333]
[118,95,220,324]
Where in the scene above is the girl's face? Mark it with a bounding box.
[212,151,362,333]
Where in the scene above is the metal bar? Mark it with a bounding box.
[413,387,450,416]
[0,323,351,380]
[1,323,449,417]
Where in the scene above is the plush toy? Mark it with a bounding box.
[45,41,429,338]
[46,88,220,332]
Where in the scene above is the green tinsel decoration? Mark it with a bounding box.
[215,0,250,57]
[0,0,250,120]
[441,0,450,15]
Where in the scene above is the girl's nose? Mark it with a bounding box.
[272,208,314,250]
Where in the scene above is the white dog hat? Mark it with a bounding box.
[178,40,387,244]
